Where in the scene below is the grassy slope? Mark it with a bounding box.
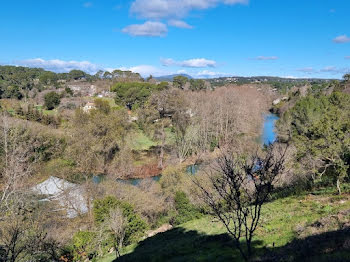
[98,189,350,262]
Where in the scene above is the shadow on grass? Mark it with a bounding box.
[115,227,261,262]
[115,227,350,262]
[260,227,350,262]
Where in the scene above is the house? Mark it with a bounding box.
[32,176,88,218]
[83,102,96,112]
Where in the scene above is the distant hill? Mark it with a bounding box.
[207,76,336,86]
[155,74,193,81]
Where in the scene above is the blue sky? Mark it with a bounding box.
[0,0,349,78]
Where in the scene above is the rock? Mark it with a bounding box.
[295,224,305,234]
[273,98,281,105]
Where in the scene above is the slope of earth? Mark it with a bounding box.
[99,188,350,262]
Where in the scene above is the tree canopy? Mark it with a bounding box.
[44,91,61,110]
[280,92,350,193]
[111,82,167,110]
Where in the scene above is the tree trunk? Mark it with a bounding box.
[337,178,341,195]
[158,121,165,169]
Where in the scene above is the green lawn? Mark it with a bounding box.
[98,189,350,262]
[127,128,175,152]
[127,130,157,151]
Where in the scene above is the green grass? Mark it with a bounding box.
[98,190,350,262]
[34,105,57,116]
[127,130,157,151]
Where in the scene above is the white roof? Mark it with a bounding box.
[32,176,76,196]
[32,176,88,218]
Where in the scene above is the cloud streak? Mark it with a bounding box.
[333,35,350,43]
[297,66,349,75]
[168,20,193,29]
[130,0,248,20]
[296,67,314,73]
[253,56,279,61]
[161,58,217,68]
[122,21,168,36]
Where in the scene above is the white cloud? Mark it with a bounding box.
[119,65,171,77]
[122,21,168,37]
[16,58,100,74]
[196,70,228,78]
[333,35,350,44]
[254,56,279,61]
[161,58,217,68]
[168,20,193,29]
[281,76,301,79]
[130,0,248,20]
[345,56,350,59]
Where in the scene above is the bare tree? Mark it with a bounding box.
[0,114,35,210]
[108,208,127,258]
[0,199,60,262]
[195,145,287,261]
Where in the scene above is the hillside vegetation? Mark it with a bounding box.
[1,67,350,262]
[98,187,350,262]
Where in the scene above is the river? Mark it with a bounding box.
[261,113,279,145]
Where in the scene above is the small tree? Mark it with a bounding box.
[195,145,286,261]
[343,73,350,81]
[94,98,111,114]
[108,208,127,258]
[173,76,188,89]
[44,92,61,110]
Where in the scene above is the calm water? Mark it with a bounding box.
[117,175,161,186]
[261,114,279,145]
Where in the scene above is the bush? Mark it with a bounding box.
[44,91,61,110]
[93,196,148,245]
[94,98,110,114]
[172,191,203,225]
[72,231,97,261]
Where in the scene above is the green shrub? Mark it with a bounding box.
[93,196,148,245]
[44,91,61,110]
[172,191,203,225]
[72,231,97,261]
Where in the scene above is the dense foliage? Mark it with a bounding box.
[44,91,61,110]
[279,92,350,193]
[172,191,203,225]
[111,82,167,109]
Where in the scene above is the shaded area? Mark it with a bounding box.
[115,227,257,262]
[114,227,350,262]
[260,228,350,262]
